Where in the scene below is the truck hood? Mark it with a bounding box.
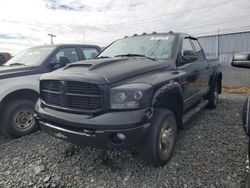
[41,57,171,84]
[0,65,43,79]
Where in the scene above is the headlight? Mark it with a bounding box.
[110,83,153,109]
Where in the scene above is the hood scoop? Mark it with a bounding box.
[63,58,128,71]
[63,63,92,70]
[88,58,127,71]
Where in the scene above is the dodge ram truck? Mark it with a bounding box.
[0,44,101,138]
[35,32,222,166]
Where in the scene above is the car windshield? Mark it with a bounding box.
[98,34,175,60]
[5,46,55,66]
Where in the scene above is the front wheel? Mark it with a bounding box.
[142,109,177,167]
[0,99,38,138]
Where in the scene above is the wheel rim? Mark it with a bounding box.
[159,120,175,158]
[13,108,35,131]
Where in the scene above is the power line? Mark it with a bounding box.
[100,14,250,39]
[99,1,248,28]
[140,14,250,31]
[194,25,250,37]
[94,13,250,36]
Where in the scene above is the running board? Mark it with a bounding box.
[182,100,209,124]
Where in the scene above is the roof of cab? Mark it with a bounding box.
[30,44,101,49]
[123,31,196,39]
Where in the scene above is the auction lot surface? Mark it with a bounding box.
[0,94,248,188]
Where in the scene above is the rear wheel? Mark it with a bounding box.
[142,109,177,167]
[207,81,219,109]
[0,99,38,138]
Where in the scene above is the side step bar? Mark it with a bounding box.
[182,100,209,124]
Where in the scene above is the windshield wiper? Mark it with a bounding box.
[95,56,111,59]
[8,63,26,66]
[115,54,157,61]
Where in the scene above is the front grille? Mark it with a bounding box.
[40,80,61,92]
[68,81,100,95]
[40,80,103,113]
[42,92,61,106]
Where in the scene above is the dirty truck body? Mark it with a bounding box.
[35,32,222,166]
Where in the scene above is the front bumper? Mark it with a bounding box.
[35,100,153,149]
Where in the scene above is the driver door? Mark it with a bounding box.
[177,38,205,111]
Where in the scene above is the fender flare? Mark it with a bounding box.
[152,82,183,106]
[152,82,183,128]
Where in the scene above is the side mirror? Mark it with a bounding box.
[180,50,198,65]
[231,52,250,68]
[243,98,250,137]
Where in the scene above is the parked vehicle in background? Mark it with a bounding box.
[35,32,222,166]
[231,52,250,188]
[0,52,12,65]
[0,44,101,138]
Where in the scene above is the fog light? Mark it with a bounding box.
[109,133,126,144]
[117,133,126,141]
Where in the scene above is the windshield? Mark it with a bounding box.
[5,46,56,66]
[98,34,175,60]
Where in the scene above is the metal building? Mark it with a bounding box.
[197,31,250,87]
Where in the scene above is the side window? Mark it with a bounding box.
[51,48,79,64]
[181,39,194,56]
[0,55,5,64]
[82,48,99,60]
[191,40,205,60]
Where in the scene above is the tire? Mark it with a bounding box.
[142,109,177,167]
[0,99,38,138]
[207,81,219,109]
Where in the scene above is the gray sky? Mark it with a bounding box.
[0,0,250,54]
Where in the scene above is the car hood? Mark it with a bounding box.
[41,57,171,84]
[0,65,43,79]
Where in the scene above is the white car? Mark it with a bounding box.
[0,44,101,138]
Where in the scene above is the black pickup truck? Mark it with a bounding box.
[35,32,222,166]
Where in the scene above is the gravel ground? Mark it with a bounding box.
[0,93,248,188]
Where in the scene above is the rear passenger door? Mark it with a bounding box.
[190,39,210,96]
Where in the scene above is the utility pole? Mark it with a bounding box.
[217,28,220,58]
[48,33,56,44]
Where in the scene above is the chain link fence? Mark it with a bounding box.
[198,31,250,87]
